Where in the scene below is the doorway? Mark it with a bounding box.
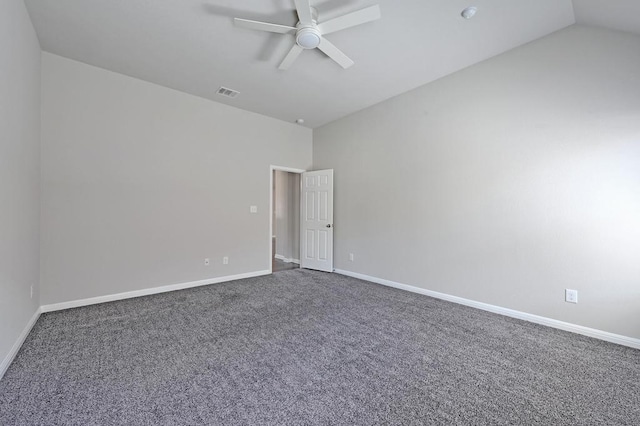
[270,167,303,273]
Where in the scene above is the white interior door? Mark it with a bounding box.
[300,170,333,272]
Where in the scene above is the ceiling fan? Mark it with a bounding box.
[234,0,381,70]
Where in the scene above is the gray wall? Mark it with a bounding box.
[41,53,312,305]
[314,25,640,339]
[0,0,41,366]
[274,171,300,262]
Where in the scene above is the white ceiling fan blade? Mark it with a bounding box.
[317,38,354,69]
[234,18,296,34]
[294,0,313,24]
[279,44,304,70]
[318,5,381,35]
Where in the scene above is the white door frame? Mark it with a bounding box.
[269,165,306,274]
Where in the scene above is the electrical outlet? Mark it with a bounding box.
[349,253,354,262]
[30,285,33,299]
[250,206,257,213]
[223,256,229,265]
[565,289,578,304]
[204,258,210,266]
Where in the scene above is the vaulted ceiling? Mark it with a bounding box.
[24,1,639,128]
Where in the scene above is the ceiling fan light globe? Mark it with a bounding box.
[296,28,321,49]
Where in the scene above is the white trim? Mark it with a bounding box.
[0,307,41,380]
[335,269,640,350]
[41,270,271,313]
[270,165,307,174]
[274,254,300,264]
[269,165,305,274]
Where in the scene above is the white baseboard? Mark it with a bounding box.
[0,307,41,380]
[40,270,271,313]
[274,254,300,264]
[335,269,640,350]
[6,268,635,383]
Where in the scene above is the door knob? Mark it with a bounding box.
[326,224,332,228]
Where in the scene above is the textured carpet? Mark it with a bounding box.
[1,269,639,425]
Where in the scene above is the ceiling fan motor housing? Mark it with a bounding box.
[296,26,321,49]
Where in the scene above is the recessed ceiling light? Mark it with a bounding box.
[296,119,305,125]
[461,6,478,20]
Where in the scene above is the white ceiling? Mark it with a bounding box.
[573,0,640,35]
[23,0,630,128]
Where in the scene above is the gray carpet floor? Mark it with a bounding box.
[1,269,638,425]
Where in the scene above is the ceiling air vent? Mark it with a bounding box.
[216,86,240,98]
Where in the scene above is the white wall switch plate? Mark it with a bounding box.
[565,289,578,304]
[349,253,354,261]
[250,206,257,213]
[223,256,229,265]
